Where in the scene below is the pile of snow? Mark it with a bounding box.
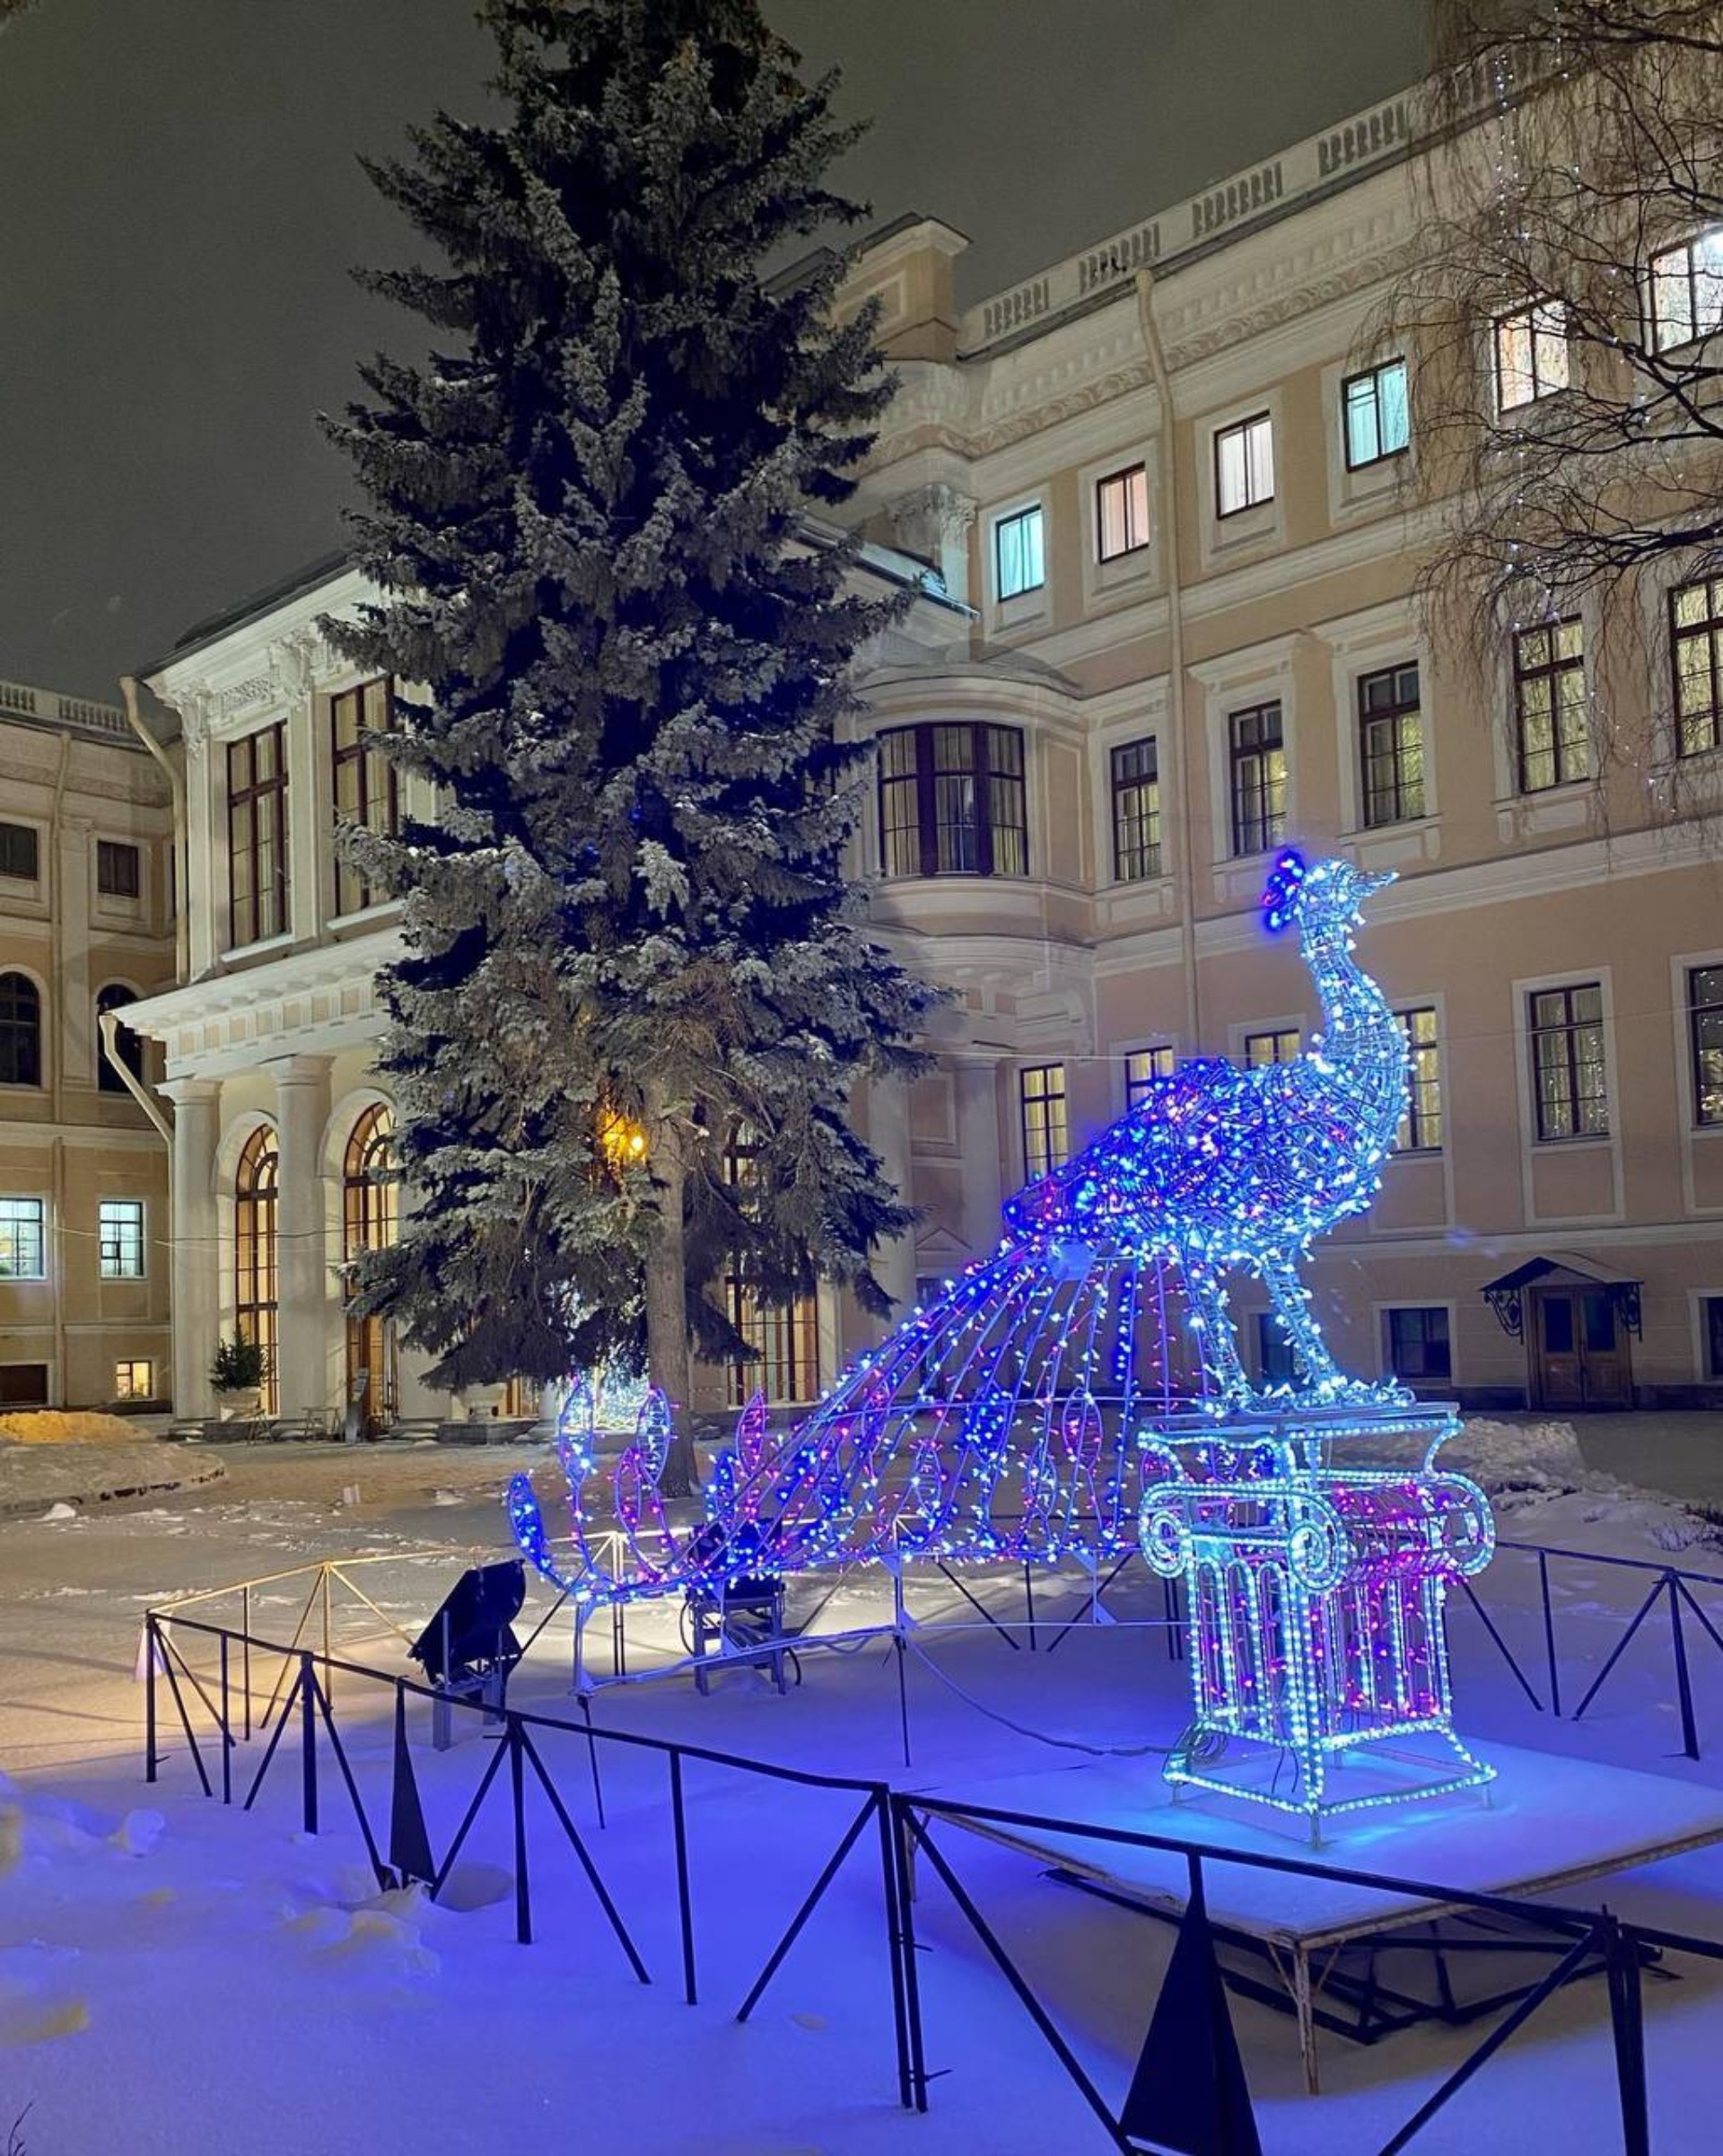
[1448,1416,1604,1499]
[1452,1416,1722,1562]
[0,1410,145,1447]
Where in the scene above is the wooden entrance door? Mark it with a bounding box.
[1530,1286,1632,1409]
[345,1314,398,1437]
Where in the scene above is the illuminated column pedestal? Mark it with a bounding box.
[1138,1400,1496,1835]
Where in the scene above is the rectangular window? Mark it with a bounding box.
[1096,463,1150,561]
[1670,576,1723,758]
[0,822,39,881]
[98,1199,145,1280]
[1214,413,1274,516]
[113,1358,154,1400]
[0,1197,46,1279]
[1255,1310,1297,1388]
[0,1363,48,1406]
[331,678,398,916]
[1690,966,1723,1126]
[1395,1007,1442,1151]
[1125,1046,1175,1111]
[226,723,289,949]
[1244,1028,1300,1068]
[1343,358,1411,469]
[1650,228,1723,352]
[994,506,1045,600]
[1019,1065,1069,1180]
[1493,301,1569,410]
[726,1281,819,1407]
[877,723,1027,880]
[1705,1296,1723,1381]
[96,840,141,898]
[1110,737,1162,881]
[1386,1306,1451,1384]
[1359,662,1425,827]
[1513,619,1589,791]
[1228,702,1286,856]
[1530,983,1609,1140]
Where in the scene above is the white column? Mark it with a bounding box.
[162,1077,221,1417]
[270,1054,333,1419]
[954,1059,1005,1261]
[868,1074,919,1323]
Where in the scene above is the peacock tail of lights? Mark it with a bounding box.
[506,850,1497,1824]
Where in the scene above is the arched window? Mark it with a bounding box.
[343,1103,398,1433]
[234,1125,279,1414]
[96,983,144,1094]
[0,973,41,1088]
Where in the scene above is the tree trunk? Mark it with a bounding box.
[643,1132,700,1498]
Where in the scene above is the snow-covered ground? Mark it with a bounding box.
[4,1427,1723,2154]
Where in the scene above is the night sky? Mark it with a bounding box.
[0,1,1427,700]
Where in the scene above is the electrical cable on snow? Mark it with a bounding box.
[903,1633,1170,1759]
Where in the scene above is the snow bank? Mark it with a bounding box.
[1452,1416,1723,1563]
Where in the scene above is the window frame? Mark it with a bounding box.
[1385,1304,1453,1386]
[876,722,1028,881]
[330,678,399,917]
[1124,1045,1175,1112]
[98,1198,146,1280]
[1019,1064,1070,1181]
[993,504,1046,602]
[1512,618,1589,793]
[96,839,141,900]
[0,1196,47,1280]
[1528,981,1610,1143]
[1341,358,1411,471]
[1213,411,1275,519]
[1689,964,1723,1129]
[1109,736,1162,883]
[1649,227,1723,355]
[0,972,42,1089]
[1227,701,1287,857]
[1358,660,1425,828]
[233,1124,280,1413]
[225,723,290,951]
[1669,574,1723,758]
[1095,462,1150,563]
[0,823,39,881]
[1244,1027,1301,1069]
[1492,300,1570,412]
[113,1358,155,1401]
[1394,1005,1443,1152]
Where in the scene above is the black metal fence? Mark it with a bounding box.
[141,1599,1723,2155]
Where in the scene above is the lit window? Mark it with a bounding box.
[1493,302,1568,410]
[0,1198,47,1279]
[1513,619,1589,791]
[1229,703,1286,856]
[1343,359,1410,469]
[113,1359,154,1400]
[1704,1296,1723,1380]
[1529,983,1608,1141]
[98,1199,144,1279]
[1110,737,1161,881]
[0,973,41,1088]
[1359,662,1424,828]
[226,724,289,949]
[1386,1307,1451,1384]
[1214,413,1274,516]
[97,840,140,898]
[1125,1046,1175,1111]
[1395,1007,1442,1151]
[1096,463,1150,561]
[1670,576,1723,758]
[331,679,398,916]
[1650,229,1723,352]
[877,723,1028,880]
[994,506,1045,600]
[1019,1065,1069,1180]
[0,824,39,881]
[234,1126,279,1414]
[726,1282,819,1407]
[1244,1029,1300,1068]
[1689,967,1723,1127]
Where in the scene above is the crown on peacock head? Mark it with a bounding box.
[1263,850,1395,934]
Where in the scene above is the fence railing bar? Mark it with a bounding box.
[670,1751,696,2005]
[324,1563,423,1651]
[1374,1920,1608,2156]
[875,1791,914,2112]
[1536,1549,1561,1720]
[905,1809,1131,2154]
[157,1636,212,1800]
[1571,1574,1670,1726]
[1045,1554,1136,1656]
[509,1720,532,1945]
[242,1661,304,1812]
[258,1575,322,1731]
[736,1793,879,2025]
[308,1669,387,1887]
[932,1562,1021,1649]
[159,1625,229,1734]
[889,1799,931,2115]
[1676,1576,1723,1664]
[1454,1579,1544,1712]
[516,1723,650,1985]
[430,1734,511,1899]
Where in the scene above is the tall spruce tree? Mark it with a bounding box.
[323,0,939,1488]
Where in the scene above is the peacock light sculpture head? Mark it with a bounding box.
[1262,849,1395,942]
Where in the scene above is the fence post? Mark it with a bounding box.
[890,1798,930,2115]
[509,1718,531,1946]
[1605,1917,1650,2156]
[1538,1548,1561,1719]
[1023,1564,1037,1652]
[241,1584,252,1740]
[300,1650,319,1834]
[1667,1573,1701,1760]
[874,1790,914,2112]
[669,1749,695,2005]
[219,1634,232,1806]
[143,1615,159,1784]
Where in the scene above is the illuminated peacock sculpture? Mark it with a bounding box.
[508,849,1497,1825]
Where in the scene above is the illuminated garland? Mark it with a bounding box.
[506,853,1496,1825]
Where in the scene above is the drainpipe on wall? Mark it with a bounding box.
[118,676,188,983]
[99,1011,172,1145]
[1135,268,1203,1056]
